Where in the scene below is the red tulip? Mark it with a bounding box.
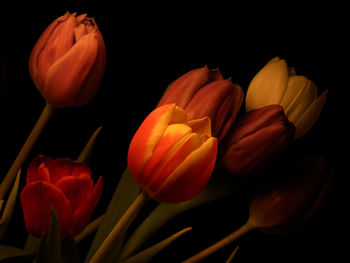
[128,104,218,203]
[222,105,295,177]
[157,66,243,141]
[249,156,331,234]
[29,12,106,107]
[20,155,103,239]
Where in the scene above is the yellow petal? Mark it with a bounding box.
[282,76,318,123]
[187,116,212,138]
[294,90,328,140]
[246,57,289,112]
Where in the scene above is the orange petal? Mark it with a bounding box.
[153,137,217,203]
[187,117,212,138]
[43,32,99,106]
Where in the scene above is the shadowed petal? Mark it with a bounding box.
[26,155,54,184]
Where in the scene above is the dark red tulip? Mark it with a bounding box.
[157,66,243,141]
[20,155,103,239]
[222,105,295,177]
[29,12,106,107]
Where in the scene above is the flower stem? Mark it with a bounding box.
[89,190,149,263]
[182,221,255,263]
[0,103,55,200]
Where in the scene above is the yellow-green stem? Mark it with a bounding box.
[89,190,149,263]
[182,222,255,263]
[0,103,55,200]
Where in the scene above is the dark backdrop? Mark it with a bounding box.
[0,4,345,263]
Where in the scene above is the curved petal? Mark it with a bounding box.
[71,177,103,236]
[187,117,212,138]
[43,32,99,106]
[20,181,73,238]
[294,90,328,140]
[282,76,318,123]
[71,161,92,177]
[246,57,288,111]
[153,137,218,203]
[157,67,224,109]
[56,174,93,212]
[26,155,54,185]
[128,104,186,181]
[29,13,70,88]
[47,158,75,185]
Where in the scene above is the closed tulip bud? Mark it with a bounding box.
[128,104,218,203]
[222,105,295,177]
[245,57,327,140]
[157,66,243,141]
[29,12,106,107]
[20,155,103,239]
[248,156,331,235]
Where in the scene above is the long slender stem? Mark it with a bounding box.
[0,103,55,200]
[182,222,255,263]
[89,190,149,263]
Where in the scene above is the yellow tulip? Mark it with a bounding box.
[246,57,327,139]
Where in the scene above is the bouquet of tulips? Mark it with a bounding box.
[0,11,333,263]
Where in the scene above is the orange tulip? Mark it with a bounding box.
[128,104,218,203]
[29,12,106,107]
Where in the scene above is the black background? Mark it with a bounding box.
[0,4,346,263]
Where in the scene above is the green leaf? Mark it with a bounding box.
[24,234,41,253]
[84,168,140,263]
[118,172,244,261]
[77,126,103,163]
[0,245,30,260]
[35,207,62,263]
[0,170,21,240]
[121,227,192,263]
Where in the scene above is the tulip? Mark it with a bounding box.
[157,66,243,141]
[222,104,295,177]
[20,155,103,239]
[128,104,218,203]
[245,57,327,139]
[29,12,106,107]
[183,156,332,263]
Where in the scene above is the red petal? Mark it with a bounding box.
[71,162,92,177]
[71,177,103,236]
[47,158,75,185]
[26,155,54,185]
[56,174,93,212]
[20,181,73,238]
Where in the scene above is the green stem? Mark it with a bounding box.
[0,103,55,200]
[182,222,255,263]
[89,190,149,263]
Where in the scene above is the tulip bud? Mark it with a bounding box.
[245,57,327,139]
[128,104,218,203]
[29,12,106,107]
[20,155,103,239]
[248,156,331,235]
[222,105,295,177]
[157,66,243,141]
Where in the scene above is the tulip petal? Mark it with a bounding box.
[157,67,224,109]
[294,90,328,139]
[37,14,77,88]
[145,132,204,195]
[47,158,75,185]
[223,123,293,176]
[26,155,54,184]
[20,181,72,238]
[246,57,289,111]
[71,162,92,178]
[56,173,93,212]
[43,32,99,106]
[140,123,192,187]
[153,137,217,203]
[29,13,70,88]
[128,104,185,181]
[187,117,212,138]
[282,76,318,123]
[71,177,103,236]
